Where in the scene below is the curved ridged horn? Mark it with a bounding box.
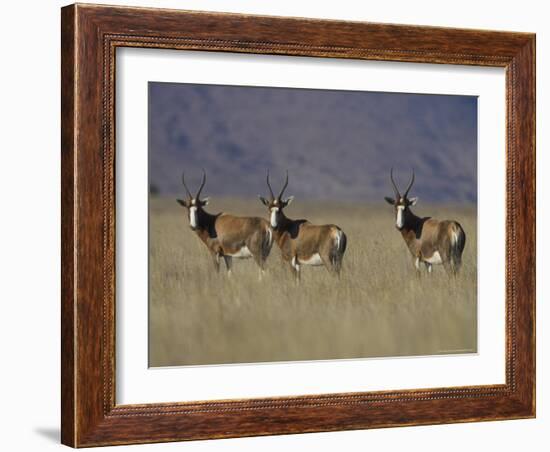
[404,170,415,198]
[390,168,401,199]
[266,170,275,199]
[279,170,289,199]
[196,169,207,199]
[181,172,193,199]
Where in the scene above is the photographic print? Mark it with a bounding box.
[148,82,477,367]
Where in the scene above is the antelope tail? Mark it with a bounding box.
[336,229,347,255]
[449,222,466,273]
[331,228,347,274]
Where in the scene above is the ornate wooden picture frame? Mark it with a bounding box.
[61,3,535,447]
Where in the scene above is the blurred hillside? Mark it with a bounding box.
[148,82,477,203]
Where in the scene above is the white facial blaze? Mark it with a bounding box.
[270,207,279,228]
[189,206,198,228]
[396,205,405,228]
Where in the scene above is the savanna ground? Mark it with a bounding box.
[149,197,477,367]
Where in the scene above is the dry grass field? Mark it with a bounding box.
[149,197,477,367]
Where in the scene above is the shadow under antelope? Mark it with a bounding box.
[176,170,273,279]
[259,171,347,281]
[384,168,466,276]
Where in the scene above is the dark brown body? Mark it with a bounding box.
[385,169,466,275]
[259,172,347,280]
[192,212,273,274]
[399,212,466,275]
[271,213,347,280]
[177,171,273,276]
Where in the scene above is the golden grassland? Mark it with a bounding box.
[149,197,477,367]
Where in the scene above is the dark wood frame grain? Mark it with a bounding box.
[61,3,535,447]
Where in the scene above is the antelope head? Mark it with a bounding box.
[384,168,418,230]
[176,169,210,230]
[258,171,294,229]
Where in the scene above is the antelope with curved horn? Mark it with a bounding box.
[177,170,273,278]
[259,171,347,281]
[384,168,466,276]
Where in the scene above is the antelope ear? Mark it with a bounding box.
[176,199,188,208]
[384,197,395,205]
[258,196,269,206]
[283,196,294,206]
[201,197,210,206]
[409,197,418,206]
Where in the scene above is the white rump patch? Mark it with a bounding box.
[189,206,198,228]
[299,253,323,266]
[270,207,279,228]
[227,246,253,259]
[424,251,443,265]
[451,230,459,245]
[334,230,341,249]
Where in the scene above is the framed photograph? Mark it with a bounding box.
[61,3,535,447]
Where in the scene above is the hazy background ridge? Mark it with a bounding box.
[149,82,477,202]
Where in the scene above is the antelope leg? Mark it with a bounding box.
[414,256,422,278]
[223,255,232,277]
[290,256,301,283]
[212,252,221,273]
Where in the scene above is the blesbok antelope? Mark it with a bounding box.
[176,170,273,278]
[384,169,466,276]
[258,172,347,281]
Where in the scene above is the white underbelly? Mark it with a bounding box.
[298,253,323,266]
[424,251,442,264]
[227,246,253,258]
